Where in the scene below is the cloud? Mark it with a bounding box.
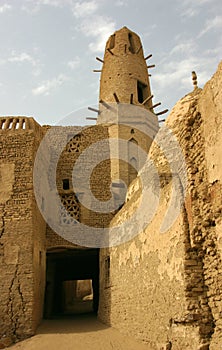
[198,15,222,37]
[21,0,71,13]
[0,4,12,13]
[72,1,98,18]
[152,53,220,94]
[32,74,68,96]
[78,15,116,52]
[67,56,80,70]
[8,52,37,65]
[169,39,195,55]
[179,0,218,18]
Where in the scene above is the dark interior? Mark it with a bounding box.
[44,248,99,318]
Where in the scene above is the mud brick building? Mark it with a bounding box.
[0,27,222,350]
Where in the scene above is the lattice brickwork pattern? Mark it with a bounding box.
[66,134,82,153]
[60,193,80,224]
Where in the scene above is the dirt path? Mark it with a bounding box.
[8,314,153,350]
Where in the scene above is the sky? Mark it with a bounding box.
[0,0,221,126]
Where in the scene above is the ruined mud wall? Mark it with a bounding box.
[0,118,46,348]
[99,62,222,350]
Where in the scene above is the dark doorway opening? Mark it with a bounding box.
[44,248,99,318]
[137,81,148,104]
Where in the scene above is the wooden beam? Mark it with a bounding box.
[142,94,153,105]
[156,109,169,116]
[93,70,102,72]
[144,54,152,60]
[86,117,97,120]
[99,99,111,109]
[136,45,142,54]
[96,57,104,63]
[107,48,114,56]
[147,64,156,69]
[158,119,166,122]
[151,102,161,109]
[88,107,100,114]
[113,93,119,103]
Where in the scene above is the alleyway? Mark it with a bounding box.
[8,314,153,350]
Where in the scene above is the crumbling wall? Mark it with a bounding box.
[0,119,46,348]
[197,61,222,350]
[99,62,222,349]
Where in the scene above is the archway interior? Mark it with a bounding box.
[44,248,99,318]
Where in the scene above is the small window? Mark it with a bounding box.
[63,179,70,190]
[128,33,136,54]
[137,81,148,104]
[109,34,115,49]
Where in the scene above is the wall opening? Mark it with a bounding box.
[128,138,138,184]
[44,248,99,318]
[137,81,148,104]
[109,34,115,49]
[62,179,70,190]
[128,33,136,54]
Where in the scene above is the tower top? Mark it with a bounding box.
[99,27,153,109]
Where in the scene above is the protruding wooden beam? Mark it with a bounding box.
[151,102,161,109]
[88,107,100,114]
[130,94,133,104]
[86,117,97,120]
[136,45,142,54]
[142,94,153,105]
[96,57,104,63]
[113,93,119,103]
[93,70,102,72]
[159,119,166,122]
[147,64,156,69]
[99,99,111,109]
[156,109,169,116]
[148,74,152,77]
[107,48,114,56]
[144,54,152,60]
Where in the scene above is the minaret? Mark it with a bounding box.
[95,27,160,205]
[99,26,154,110]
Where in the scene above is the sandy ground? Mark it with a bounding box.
[8,314,153,350]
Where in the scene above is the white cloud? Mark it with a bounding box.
[32,74,68,96]
[152,54,220,94]
[8,52,37,65]
[179,0,218,17]
[67,56,80,70]
[198,15,222,37]
[72,1,98,18]
[4,51,43,76]
[21,0,71,13]
[0,4,12,14]
[78,15,116,52]
[169,39,195,55]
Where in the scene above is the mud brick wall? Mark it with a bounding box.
[0,119,46,348]
[45,124,113,249]
[99,62,222,350]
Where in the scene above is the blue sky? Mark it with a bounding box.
[0,0,221,125]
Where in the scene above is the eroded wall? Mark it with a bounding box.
[0,119,46,348]
[99,62,222,350]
